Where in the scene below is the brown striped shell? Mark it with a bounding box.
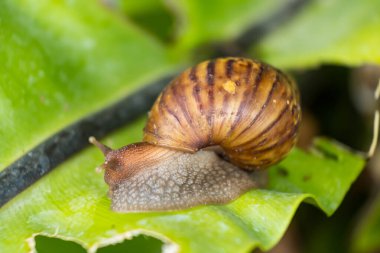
[144,57,301,169]
[90,57,301,212]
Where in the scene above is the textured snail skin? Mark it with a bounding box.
[101,142,255,212]
[92,57,301,212]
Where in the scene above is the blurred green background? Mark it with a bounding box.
[1,0,380,252]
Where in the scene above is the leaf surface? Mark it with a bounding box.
[254,0,380,68]
[0,119,365,252]
[0,0,175,170]
[352,191,380,252]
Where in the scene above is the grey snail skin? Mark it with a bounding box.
[90,57,301,212]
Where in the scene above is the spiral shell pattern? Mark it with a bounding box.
[144,57,301,170]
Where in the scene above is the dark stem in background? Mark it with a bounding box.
[0,76,171,207]
[0,0,310,207]
[211,0,311,57]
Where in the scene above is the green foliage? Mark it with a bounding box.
[1,0,379,252]
[0,119,365,252]
[352,192,380,252]
[0,0,175,170]
[35,234,163,253]
[169,0,289,52]
[254,0,380,68]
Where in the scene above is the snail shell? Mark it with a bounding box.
[91,57,301,212]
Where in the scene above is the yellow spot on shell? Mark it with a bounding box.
[223,80,236,94]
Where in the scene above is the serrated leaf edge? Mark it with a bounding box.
[26,229,179,253]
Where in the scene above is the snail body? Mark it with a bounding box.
[91,57,301,212]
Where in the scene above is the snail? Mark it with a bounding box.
[90,57,301,212]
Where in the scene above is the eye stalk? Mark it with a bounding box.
[89,136,112,155]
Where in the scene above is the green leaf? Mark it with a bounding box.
[352,192,380,252]
[0,1,371,252]
[117,0,176,42]
[35,234,164,253]
[269,139,363,215]
[0,0,176,170]
[171,0,292,52]
[254,0,380,69]
[0,118,365,253]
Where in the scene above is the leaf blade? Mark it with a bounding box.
[0,0,175,170]
[0,118,365,253]
[254,0,380,68]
